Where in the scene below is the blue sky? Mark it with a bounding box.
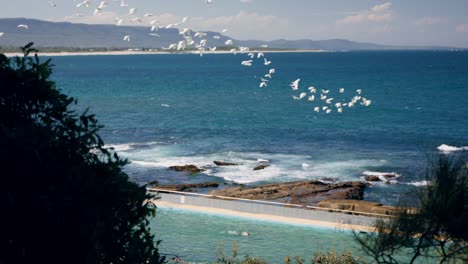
[1,0,467,47]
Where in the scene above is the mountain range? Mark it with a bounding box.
[0,18,459,51]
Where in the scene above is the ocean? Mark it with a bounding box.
[51,51,468,205]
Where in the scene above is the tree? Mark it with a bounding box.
[354,154,467,263]
[0,44,165,264]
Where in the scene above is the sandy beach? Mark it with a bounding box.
[154,200,376,233]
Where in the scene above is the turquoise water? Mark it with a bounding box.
[151,207,364,263]
[50,51,468,205]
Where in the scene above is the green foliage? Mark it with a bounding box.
[354,155,468,264]
[311,248,362,264]
[214,241,267,264]
[0,44,164,264]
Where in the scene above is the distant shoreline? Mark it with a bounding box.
[4,49,329,57]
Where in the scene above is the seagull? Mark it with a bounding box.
[177,40,186,50]
[257,52,264,58]
[182,17,189,23]
[259,82,267,88]
[161,104,170,107]
[257,158,269,163]
[322,106,328,111]
[247,53,255,59]
[229,48,237,54]
[150,25,158,31]
[149,33,160,37]
[321,89,329,94]
[326,109,332,114]
[129,8,137,15]
[179,28,190,35]
[167,44,177,50]
[264,58,271,65]
[308,95,315,101]
[221,28,228,33]
[150,19,159,25]
[302,163,310,168]
[290,79,300,90]
[356,89,362,95]
[293,93,307,100]
[199,39,207,46]
[123,35,130,42]
[194,31,207,38]
[212,35,221,39]
[97,1,107,9]
[241,60,253,66]
[314,107,320,112]
[335,102,342,108]
[0,32,4,37]
[130,18,142,24]
[362,98,372,106]
[76,0,90,8]
[261,44,268,48]
[320,94,327,100]
[337,108,343,113]
[17,24,29,29]
[308,86,316,93]
[339,87,345,93]
[325,98,334,104]
[208,47,216,51]
[206,0,214,4]
[143,13,153,17]
[115,18,124,25]
[269,69,275,74]
[264,73,272,78]
[49,1,56,7]
[225,39,233,45]
[120,0,128,7]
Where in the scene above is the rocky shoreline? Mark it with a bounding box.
[153,162,407,216]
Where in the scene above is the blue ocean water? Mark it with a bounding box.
[51,51,468,205]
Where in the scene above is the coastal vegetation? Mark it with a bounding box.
[0,44,164,264]
[355,155,467,263]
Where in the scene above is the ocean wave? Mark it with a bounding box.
[362,171,401,183]
[437,144,468,153]
[405,180,430,186]
[105,141,164,152]
[125,147,389,184]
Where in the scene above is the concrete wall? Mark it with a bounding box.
[150,190,381,227]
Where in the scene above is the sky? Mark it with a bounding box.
[1,0,468,47]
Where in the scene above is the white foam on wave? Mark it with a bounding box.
[437,144,468,153]
[105,141,163,152]
[362,171,401,183]
[119,144,391,184]
[405,180,430,186]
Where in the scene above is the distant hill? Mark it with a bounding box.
[0,18,458,51]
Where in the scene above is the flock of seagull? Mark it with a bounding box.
[0,0,373,114]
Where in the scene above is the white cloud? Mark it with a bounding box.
[337,2,393,25]
[51,10,290,40]
[415,17,445,26]
[455,24,468,33]
[371,2,392,13]
[187,11,290,40]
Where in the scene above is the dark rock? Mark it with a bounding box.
[209,180,366,205]
[169,164,205,174]
[253,164,269,171]
[146,180,159,187]
[214,160,239,166]
[320,177,338,182]
[158,182,219,192]
[365,175,381,181]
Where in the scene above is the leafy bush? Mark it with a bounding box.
[0,44,164,264]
